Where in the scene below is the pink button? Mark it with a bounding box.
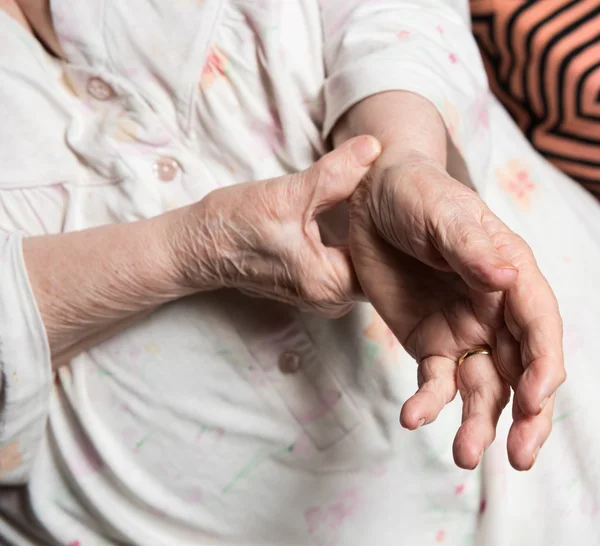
[278,352,302,375]
[86,77,114,101]
[153,157,181,183]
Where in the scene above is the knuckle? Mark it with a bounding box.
[422,377,453,409]
[315,153,346,185]
[505,232,535,261]
[273,174,302,210]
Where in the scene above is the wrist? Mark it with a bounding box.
[333,91,447,167]
[159,198,226,296]
[142,210,191,299]
[374,147,444,172]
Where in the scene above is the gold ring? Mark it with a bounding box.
[457,346,492,367]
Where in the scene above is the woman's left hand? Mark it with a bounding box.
[348,151,565,471]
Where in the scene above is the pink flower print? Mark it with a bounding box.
[67,541,81,546]
[436,529,446,542]
[436,25,444,34]
[397,30,411,39]
[455,483,465,495]
[449,53,458,64]
[195,425,225,448]
[473,91,490,131]
[199,45,228,90]
[496,160,536,210]
[304,508,322,534]
[305,488,361,546]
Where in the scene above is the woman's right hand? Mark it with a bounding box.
[172,135,381,318]
[21,135,379,366]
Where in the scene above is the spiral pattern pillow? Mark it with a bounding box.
[471,0,600,196]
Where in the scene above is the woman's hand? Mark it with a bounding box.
[348,152,565,471]
[25,135,380,365]
[172,135,381,318]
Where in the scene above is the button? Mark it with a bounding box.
[153,157,181,182]
[86,77,115,101]
[278,351,302,375]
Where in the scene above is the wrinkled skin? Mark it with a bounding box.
[174,135,381,318]
[6,1,565,472]
[349,152,565,471]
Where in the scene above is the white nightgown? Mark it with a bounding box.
[0,1,599,545]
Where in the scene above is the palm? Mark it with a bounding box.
[348,161,564,471]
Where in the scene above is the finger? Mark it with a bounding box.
[324,245,367,302]
[452,352,510,470]
[432,201,519,293]
[400,355,458,430]
[497,232,566,415]
[493,325,523,389]
[507,393,554,471]
[301,136,381,215]
[294,244,359,318]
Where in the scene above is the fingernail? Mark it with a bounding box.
[540,397,549,411]
[531,446,540,467]
[350,136,382,166]
[417,418,426,429]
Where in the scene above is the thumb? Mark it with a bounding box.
[301,135,381,216]
[434,211,519,292]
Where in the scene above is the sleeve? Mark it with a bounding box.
[0,230,52,484]
[320,0,492,181]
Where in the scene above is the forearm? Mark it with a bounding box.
[332,91,447,167]
[332,90,477,190]
[22,207,200,366]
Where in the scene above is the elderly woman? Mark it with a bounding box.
[0,1,595,545]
